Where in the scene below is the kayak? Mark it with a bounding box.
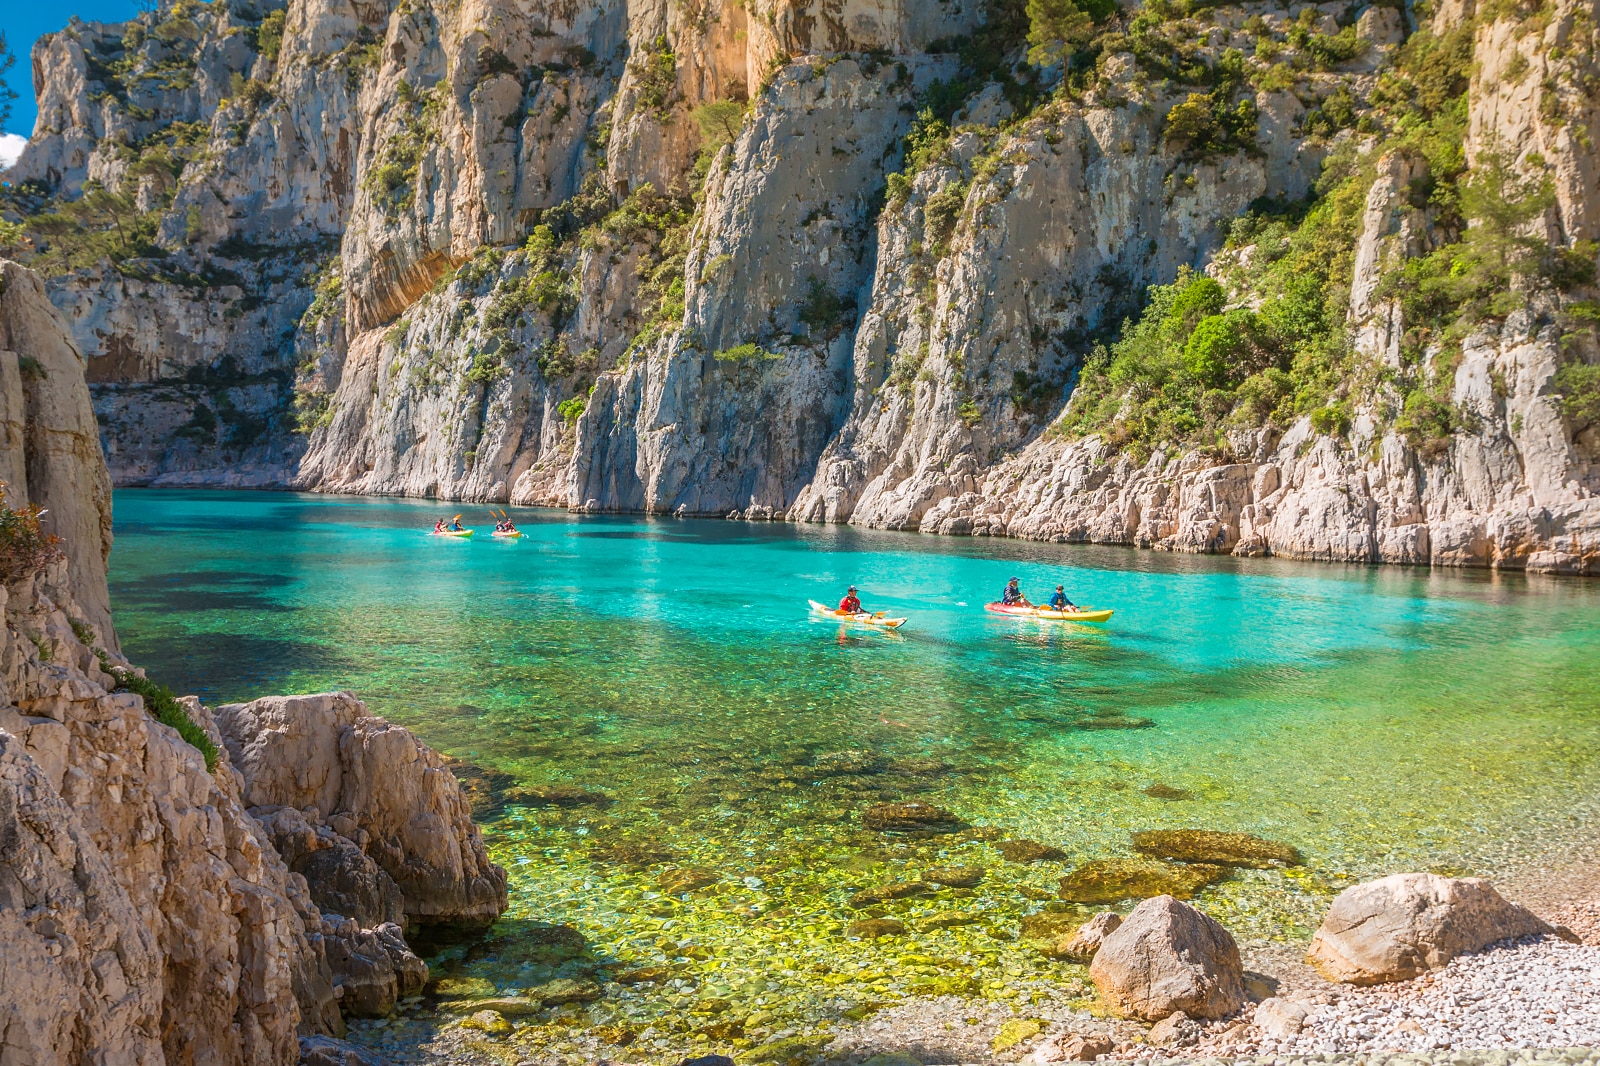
[492,530,524,539]
[431,529,473,538]
[985,602,1113,623]
[809,599,908,630]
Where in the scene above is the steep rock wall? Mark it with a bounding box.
[0,259,508,1062]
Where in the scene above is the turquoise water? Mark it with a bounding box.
[110,490,1600,1056]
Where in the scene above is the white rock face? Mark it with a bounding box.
[11,0,1600,575]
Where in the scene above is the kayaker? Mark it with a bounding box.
[433,519,446,534]
[838,586,863,614]
[1048,585,1077,612]
[449,515,464,531]
[1001,577,1030,607]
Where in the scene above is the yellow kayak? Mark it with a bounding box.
[985,602,1113,622]
[809,599,908,629]
[431,529,473,538]
[492,531,524,539]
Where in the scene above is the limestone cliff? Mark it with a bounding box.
[0,258,507,1063]
[4,0,1598,573]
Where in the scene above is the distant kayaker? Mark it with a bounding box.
[1001,578,1030,607]
[1048,585,1077,612]
[838,586,863,614]
[433,519,447,534]
[448,515,464,531]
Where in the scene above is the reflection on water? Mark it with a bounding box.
[110,490,1600,1059]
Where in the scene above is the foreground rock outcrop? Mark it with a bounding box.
[217,691,508,932]
[0,258,505,1062]
[1307,872,1559,985]
[5,0,1597,575]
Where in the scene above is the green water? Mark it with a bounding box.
[111,490,1600,1057]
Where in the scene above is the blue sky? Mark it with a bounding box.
[4,2,140,137]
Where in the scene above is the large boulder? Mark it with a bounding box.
[216,691,508,931]
[1307,873,1555,984]
[1088,895,1245,1020]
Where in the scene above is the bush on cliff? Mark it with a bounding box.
[0,490,65,586]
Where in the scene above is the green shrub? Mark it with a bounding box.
[1394,389,1457,456]
[1308,404,1351,437]
[1182,310,1263,389]
[632,35,678,116]
[715,342,774,362]
[111,668,219,772]
[467,351,504,385]
[0,490,64,586]
[692,100,745,150]
[1555,360,1600,431]
[923,182,967,256]
[255,9,285,61]
[557,395,587,423]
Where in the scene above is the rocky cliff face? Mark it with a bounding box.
[0,258,507,1063]
[6,0,1598,572]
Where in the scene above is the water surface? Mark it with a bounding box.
[110,490,1600,1055]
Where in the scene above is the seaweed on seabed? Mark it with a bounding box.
[106,663,220,772]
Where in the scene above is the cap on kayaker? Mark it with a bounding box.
[1056,585,1064,590]
[848,585,857,591]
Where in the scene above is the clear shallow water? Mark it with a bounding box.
[111,490,1600,1055]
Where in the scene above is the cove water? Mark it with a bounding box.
[110,489,1600,1049]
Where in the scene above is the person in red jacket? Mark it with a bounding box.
[838,586,863,614]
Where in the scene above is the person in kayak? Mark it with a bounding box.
[448,515,465,531]
[1001,577,1031,607]
[433,519,447,534]
[838,586,863,614]
[1047,585,1077,612]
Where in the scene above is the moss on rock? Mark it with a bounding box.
[1057,858,1224,903]
[1130,830,1301,868]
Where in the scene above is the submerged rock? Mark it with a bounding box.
[660,866,721,895]
[922,910,984,929]
[615,965,676,985]
[1306,873,1557,984]
[996,839,1067,863]
[299,1035,392,1066]
[532,977,603,1005]
[813,750,884,775]
[746,1036,834,1064]
[1131,830,1301,868]
[849,881,932,907]
[438,996,542,1018]
[847,918,908,938]
[923,865,986,887]
[1058,859,1224,903]
[1142,783,1194,801]
[461,1009,513,1035]
[861,802,964,833]
[1089,895,1244,1021]
[504,783,613,808]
